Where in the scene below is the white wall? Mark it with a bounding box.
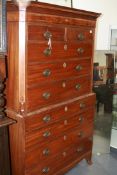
[36,0,71,7]
[73,0,117,50]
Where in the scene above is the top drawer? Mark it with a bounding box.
[28,24,94,42]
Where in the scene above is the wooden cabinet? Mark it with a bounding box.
[6,1,100,175]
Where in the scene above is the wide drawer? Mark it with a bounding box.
[25,94,95,129]
[25,126,93,167]
[27,58,91,85]
[25,113,94,150]
[27,42,93,63]
[28,24,94,42]
[27,75,91,111]
[25,106,95,132]
[25,138,92,175]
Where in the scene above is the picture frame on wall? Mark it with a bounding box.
[0,0,6,53]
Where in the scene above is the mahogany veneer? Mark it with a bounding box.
[6,1,100,175]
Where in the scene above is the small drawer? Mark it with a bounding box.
[27,75,91,111]
[27,58,91,85]
[68,28,94,41]
[28,24,65,42]
[27,42,93,63]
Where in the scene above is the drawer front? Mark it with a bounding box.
[27,75,91,111]
[25,107,95,132]
[25,126,93,167]
[28,24,94,42]
[25,116,94,150]
[27,59,91,85]
[28,24,65,42]
[27,42,93,63]
[25,94,95,131]
[25,138,92,175]
[68,27,94,41]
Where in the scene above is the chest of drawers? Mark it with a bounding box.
[6,2,100,175]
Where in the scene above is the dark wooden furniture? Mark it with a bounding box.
[0,54,15,175]
[105,53,114,83]
[0,1,15,175]
[6,1,100,175]
[93,84,113,113]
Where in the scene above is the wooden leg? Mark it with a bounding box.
[85,153,93,165]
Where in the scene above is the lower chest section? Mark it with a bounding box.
[24,94,95,175]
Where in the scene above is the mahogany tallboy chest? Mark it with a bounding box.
[6,2,100,175]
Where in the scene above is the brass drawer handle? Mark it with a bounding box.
[43,69,51,77]
[78,131,84,138]
[43,115,51,123]
[42,92,51,100]
[77,33,85,41]
[44,48,52,56]
[77,48,84,54]
[43,148,50,156]
[75,65,82,71]
[42,167,50,173]
[75,84,81,90]
[43,131,51,138]
[44,31,52,40]
[77,147,84,152]
[80,103,86,109]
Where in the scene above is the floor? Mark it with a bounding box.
[65,153,117,175]
[65,104,117,175]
